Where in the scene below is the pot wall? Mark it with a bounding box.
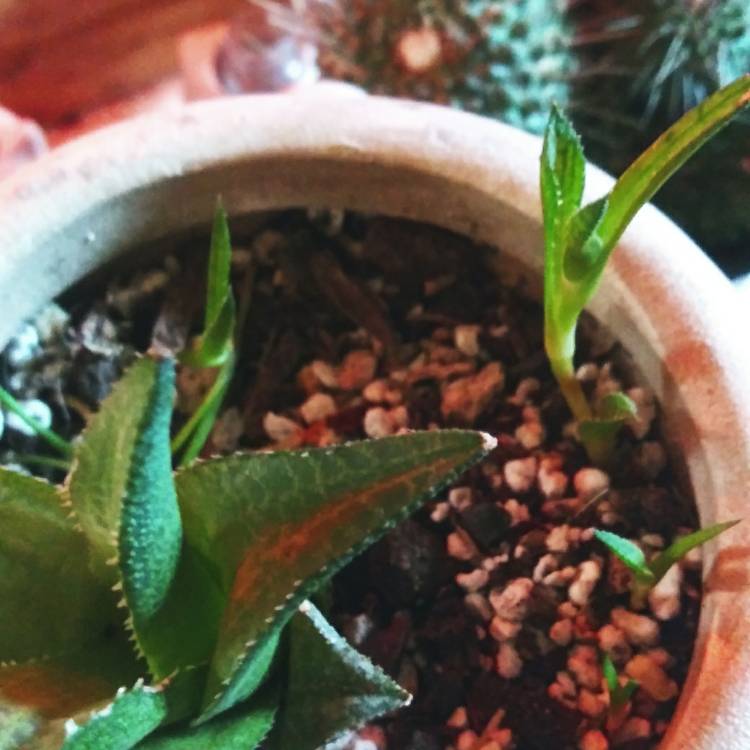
[0,94,748,749]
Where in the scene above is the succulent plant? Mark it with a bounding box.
[0,353,493,749]
[306,0,574,134]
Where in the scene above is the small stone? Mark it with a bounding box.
[611,608,660,647]
[567,645,602,690]
[568,560,602,606]
[211,407,245,452]
[625,654,678,702]
[578,689,606,718]
[613,717,651,745]
[449,486,473,511]
[343,614,375,647]
[363,407,393,438]
[598,625,631,664]
[503,457,537,494]
[489,578,534,621]
[454,325,481,357]
[430,502,450,523]
[338,350,378,391]
[33,304,69,343]
[576,363,599,382]
[503,499,530,526]
[549,618,574,647]
[533,554,559,583]
[546,525,571,553]
[300,393,337,424]
[538,466,569,499]
[447,531,479,561]
[489,616,522,642]
[627,386,656,439]
[6,399,52,436]
[648,564,682,621]
[465,593,493,622]
[579,729,609,750]
[456,568,490,592]
[458,503,511,553]
[496,643,523,679]
[543,567,577,587]
[441,362,504,423]
[516,421,545,450]
[446,706,468,728]
[574,468,610,500]
[311,360,339,389]
[4,323,40,367]
[509,377,540,405]
[263,412,302,443]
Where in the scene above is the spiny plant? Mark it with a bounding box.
[540,75,750,464]
[0,353,494,749]
[594,521,740,610]
[572,0,750,251]
[265,0,574,135]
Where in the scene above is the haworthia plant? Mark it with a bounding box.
[0,355,495,749]
[540,75,750,464]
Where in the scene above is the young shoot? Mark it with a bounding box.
[595,521,740,609]
[540,75,750,464]
[602,652,638,719]
[172,200,237,465]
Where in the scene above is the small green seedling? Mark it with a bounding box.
[595,521,740,609]
[602,652,638,713]
[602,653,638,732]
[0,355,495,749]
[172,200,237,466]
[541,75,750,464]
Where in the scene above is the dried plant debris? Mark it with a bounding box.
[1,209,707,750]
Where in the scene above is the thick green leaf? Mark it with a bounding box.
[174,430,495,721]
[136,682,277,750]
[0,631,143,748]
[60,669,204,750]
[0,470,113,663]
[66,358,168,583]
[598,392,637,421]
[649,520,740,582]
[594,530,654,585]
[267,602,408,750]
[117,360,182,677]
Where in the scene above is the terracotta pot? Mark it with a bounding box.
[0,94,748,749]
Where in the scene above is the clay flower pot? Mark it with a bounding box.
[0,94,748,749]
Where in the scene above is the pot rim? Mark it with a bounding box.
[0,93,748,748]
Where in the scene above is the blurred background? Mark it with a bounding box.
[0,0,747,279]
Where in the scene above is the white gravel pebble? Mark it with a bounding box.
[338,350,378,391]
[533,554,559,583]
[6,399,52,436]
[567,645,602,690]
[489,578,534,621]
[611,608,660,647]
[503,499,530,526]
[569,560,602,606]
[454,325,481,357]
[597,624,631,663]
[263,412,302,443]
[614,717,651,745]
[430,502,450,523]
[449,487,473,511]
[489,617,522,642]
[503,457,537,494]
[456,568,490,592]
[579,729,609,750]
[546,525,571,553]
[515,421,545,450]
[649,564,683,621]
[574,467,610,500]
[311,360,339,389]
[300,393,337,424]
[627,386,657,439]
[549,618,574,646]
[447,531,478,561]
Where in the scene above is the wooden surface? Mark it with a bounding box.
[0,0,242,127]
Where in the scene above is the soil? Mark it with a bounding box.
[0,210,701,750]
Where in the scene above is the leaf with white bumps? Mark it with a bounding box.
[174,430,494,721]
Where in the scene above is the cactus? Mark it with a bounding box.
[312,0,573,134]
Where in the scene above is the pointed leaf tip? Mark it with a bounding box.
[177,429,492,721]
